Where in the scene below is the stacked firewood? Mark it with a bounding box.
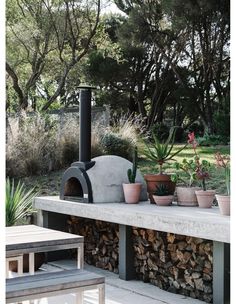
[133,228,213,303]
[67,217,213,303]
[67,216,119,273]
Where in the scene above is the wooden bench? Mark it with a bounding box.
[6,269,105,304]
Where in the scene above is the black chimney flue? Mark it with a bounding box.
[74,84,96,170]
[59,84,96,202]
[79,86,92,162]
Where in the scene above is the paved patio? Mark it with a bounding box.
[9,259,206,304]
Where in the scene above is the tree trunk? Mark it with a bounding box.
[6,62,28,110]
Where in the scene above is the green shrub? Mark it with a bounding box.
[101,132,134,160]
[196,134,229,146]
[188,122,204,137]
[174,127,185,142]
[61,140,79,165]
[150,123,169,141]
[213,112,230,138]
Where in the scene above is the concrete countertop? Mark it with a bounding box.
[34,196,230,243]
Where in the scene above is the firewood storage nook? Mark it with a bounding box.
[34,197,230,304]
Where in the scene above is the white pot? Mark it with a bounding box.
[216,195,230,216]
[176,187,201,206]
[195,190,215,208]
[122,183,142,204]
[153,195,173,206]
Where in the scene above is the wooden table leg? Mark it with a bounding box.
[29,253,35,275]
[77,243,84,269]
[76,291,83,304]
[6,260,9,278]
[98,284,105,304]
[18,255,23,276]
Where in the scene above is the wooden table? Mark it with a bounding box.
[6,225,84,276]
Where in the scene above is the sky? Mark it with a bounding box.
[101,0,126,15]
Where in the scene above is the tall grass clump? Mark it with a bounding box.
[100,114,145,160]
[6,113,57,177]
[55,119,80,167]
[111,113,145,145]
[6,111,145,177]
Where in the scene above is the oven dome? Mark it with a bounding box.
[87,155,148,203]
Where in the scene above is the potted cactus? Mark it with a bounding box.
[152,184,174,206]
[123,147,142,204]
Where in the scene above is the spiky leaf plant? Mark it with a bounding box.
[153,184,171,196]
[143,127,187,174]
[6,178,38,226]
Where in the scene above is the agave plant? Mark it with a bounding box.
[6,178,38,226]
[153,184,171,196]
[143,127,187,174]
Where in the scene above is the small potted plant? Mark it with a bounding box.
[194,159,215,208]
[143,127,187,203]
[171,159,201,206]
[215,152,230,216]
[152,184,174,206]
[123,146,142,204]
[191,135,215,208]
[172,132,215,207]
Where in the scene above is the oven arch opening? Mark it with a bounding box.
[60,166,93,203]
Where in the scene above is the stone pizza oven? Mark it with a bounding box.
[60,85,147,203]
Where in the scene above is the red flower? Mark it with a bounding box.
[188,132,195,144]
[188,132,197,149]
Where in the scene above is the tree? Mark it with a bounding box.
[6,0,101,111]
[115,0,230,134]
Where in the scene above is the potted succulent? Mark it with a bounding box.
[172,132,215,207]
[143,126,187,203]
[190,134,215,208]
[123,147,142,204]
[152,184,174,206]
[171,158,201,206]
[215,152,230,216]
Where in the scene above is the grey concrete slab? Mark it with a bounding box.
[34,196,230,242]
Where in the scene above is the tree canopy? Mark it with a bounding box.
[6,0,230,136]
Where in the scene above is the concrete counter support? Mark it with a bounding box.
[213,241,230,304]
[34,196,230,303]
[119,225,136,280]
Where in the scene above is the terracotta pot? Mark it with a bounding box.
[9,253,45,273]
[216,195,230,216]
[144,174,176,204]
[123,183,142,204]
[176,187,201,206]
[153,195,174,206]
[195,190,216,208]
